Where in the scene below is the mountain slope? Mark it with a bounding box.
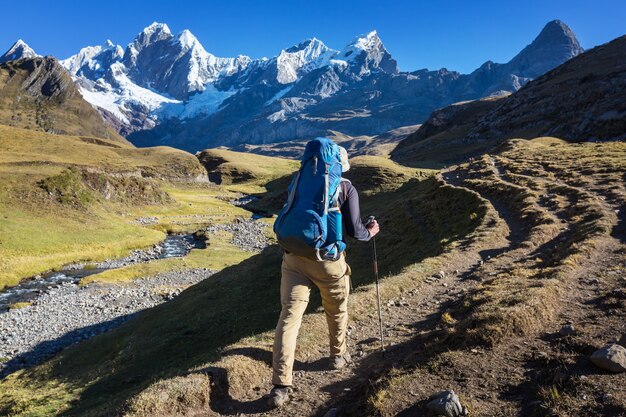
[0,123,209,288]
[0,57,129,144]
[392,35,626,167]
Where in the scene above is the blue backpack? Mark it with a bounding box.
[273,137,346,261]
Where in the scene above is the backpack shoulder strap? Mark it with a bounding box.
[333,178,350,208]
[284,170,302,213]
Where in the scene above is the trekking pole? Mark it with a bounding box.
[367,216,385,355]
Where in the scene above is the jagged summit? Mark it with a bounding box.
[123,22,173,68]
[142,22,172,38]
[0,39,38,64]
[335,30,398,75]
[276,38,335,83]
[506,19,584,77]
[350,30,381,50]
[61,40,123,75]
[177,29,201,50]
[131,21,173,49]
[460,19,585,97]
[538,19,581,43]
[284,38,329,54]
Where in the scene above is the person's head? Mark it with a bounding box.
[338,146,350,172]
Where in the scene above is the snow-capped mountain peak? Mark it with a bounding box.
[177,29,202,51]
[61,45,103,74]
[0,39,39,64]
[124,22,173,68]
[335,30,398,75]
[61,40,123,76]
[12,39,34,52]
[352,30,381,50]
[131,21,173,51]
[142,22,172,39]
[276,38,336,83]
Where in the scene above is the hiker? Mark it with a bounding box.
[268,138,380,407]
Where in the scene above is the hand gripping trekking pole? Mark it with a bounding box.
[366,216,385,355]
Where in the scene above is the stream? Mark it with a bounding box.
[0,195,270,377]
[0,233,206,313]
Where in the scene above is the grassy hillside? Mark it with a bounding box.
[1,135,623,416]
[0,124,227,288]
[0,57,128,144]
[364,138,626,416]
[391,96,505,167]
[0,151,488,416]
[196,148,299,190]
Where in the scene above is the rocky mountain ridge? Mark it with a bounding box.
[1,20,585,151]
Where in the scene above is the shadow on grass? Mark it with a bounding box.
[4,175,485,416]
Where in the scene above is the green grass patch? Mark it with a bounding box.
[0,125,221,288]
[38,167,95,207]
[8,301,32,310]
[0,154,488,416]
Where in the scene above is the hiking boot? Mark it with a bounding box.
[267,385,292,408]
[330,352,351,370]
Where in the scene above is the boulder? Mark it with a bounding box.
[591,344,626,373]
[426,390,468,417]
[559,323,576,336]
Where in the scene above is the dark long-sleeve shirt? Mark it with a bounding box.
[337,179,371,242]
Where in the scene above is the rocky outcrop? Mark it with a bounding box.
[16,58,75,101]
[195,150,254,184]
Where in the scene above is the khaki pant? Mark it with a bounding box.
[272,252,351,386]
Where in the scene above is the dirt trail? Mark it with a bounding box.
[208,144,625,416]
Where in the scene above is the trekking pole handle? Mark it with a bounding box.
[365,215,376,226]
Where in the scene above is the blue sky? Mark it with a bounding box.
[2,0,625,73]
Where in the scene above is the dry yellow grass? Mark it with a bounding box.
[438,139,624,346]
[124,373,211,417]
[0,154,488,416]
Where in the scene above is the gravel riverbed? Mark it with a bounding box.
[206,218,270,252]
[0,215,269,377]
[0,268,215,377]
